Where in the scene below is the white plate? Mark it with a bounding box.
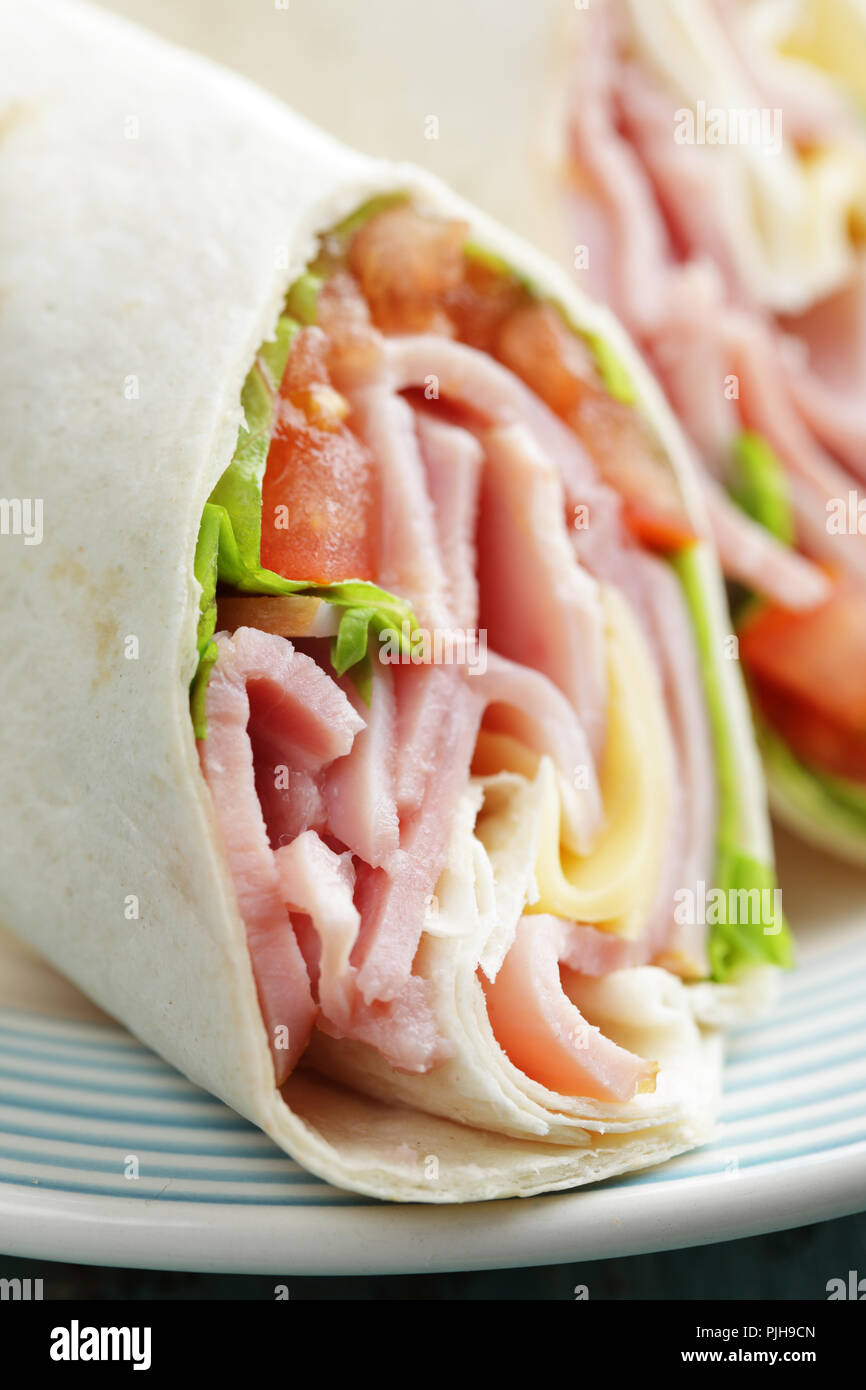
[0,827,864,1276]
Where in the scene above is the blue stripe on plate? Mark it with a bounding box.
[0,937,864,1208]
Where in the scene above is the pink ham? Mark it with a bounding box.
[275,830,449,1073]
[781,259,866,478]
[273,831,360,1028]
[383,335,611,746]
[704,480,832,609]
[563,0,672,329]
[317,970,452,1074]
[347,382,449,628]
[647,265,741,470]
[323,665,400,869]
[476,421,608,757]
[200,629,449,1073]
[337,651,606,1010]
[475,651,602,854]
[254,755,326,850]
[615,54,749,306]
[383,332,602,501]
[482,914,658,1101]
[351,667,481,1005]
[415,411,483,629]
[199,627,364,1084]
[392,663,460,820]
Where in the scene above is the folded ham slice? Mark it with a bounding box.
[482,914,658,1101]
[476,421,608,756]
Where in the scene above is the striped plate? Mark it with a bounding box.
[0,829,864,1274]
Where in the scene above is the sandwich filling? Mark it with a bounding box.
[192,199,789,1103]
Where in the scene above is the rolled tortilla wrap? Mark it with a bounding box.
[0,0,783,1202]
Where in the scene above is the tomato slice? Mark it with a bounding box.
[349,204,467,335]
[260,327,378,583]
[739,577,866,734]
[496,302,599,417]
[753,678,866,784]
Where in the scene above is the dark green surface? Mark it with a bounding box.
[1,1212,864,1299]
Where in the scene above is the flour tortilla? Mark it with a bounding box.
[0,0,770,1201]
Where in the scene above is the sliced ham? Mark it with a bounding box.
[482,914,658,1101]
[383,332,602,500]
[703,480,832,610]
[474,652,603,855]
[415,411,483,629]
[781,258,866,479]
[255,753,326,850]
[392,662,460,820]
[347,382,450,628]
[199,627,364,1084]
[352,667,481,1005]
[476,422,608,756]
[342,652,606,1009]
[201,629,448,1075]
[274,831,360,1028]
[323,665,400,869]
[317,970,452,1074]
[384,335,611,747]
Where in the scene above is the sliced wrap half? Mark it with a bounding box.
[0,0,786,1202]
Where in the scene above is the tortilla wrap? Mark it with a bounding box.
[0,0,780,1202]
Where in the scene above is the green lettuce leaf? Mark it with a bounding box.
[190,501,221,739]
[579,329,637,405]
[710,848,793,978]
[285,272,323,327]
[730,430,795,545]
[191,500,416,736]
[672,545,793,980]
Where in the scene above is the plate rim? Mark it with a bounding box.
[2,1140,865,1275]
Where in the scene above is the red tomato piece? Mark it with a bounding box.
[753,678,866,784]
[260,327,378,583]
[739,578,866,735]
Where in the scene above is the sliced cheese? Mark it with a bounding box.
[529,587,674,938]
